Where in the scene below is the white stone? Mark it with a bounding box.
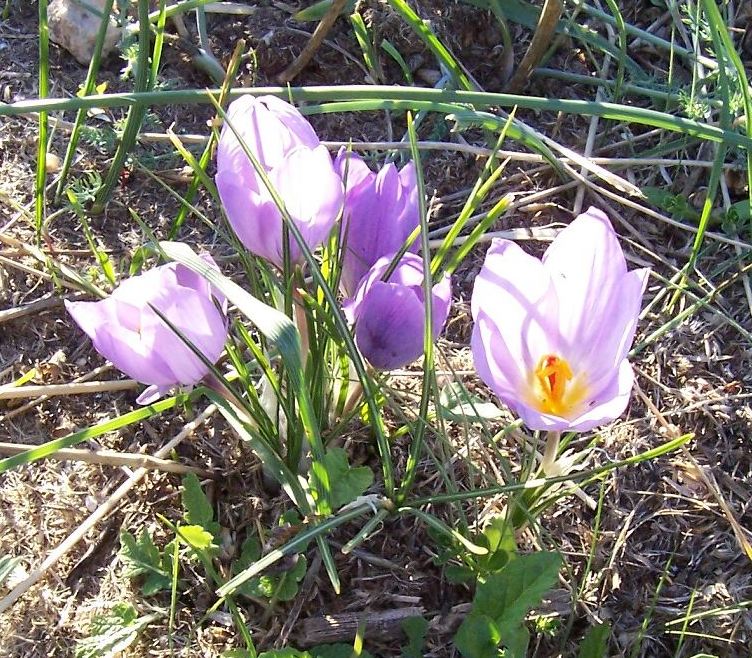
[48,0,122,66]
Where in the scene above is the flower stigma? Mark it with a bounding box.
[531,354,588,416]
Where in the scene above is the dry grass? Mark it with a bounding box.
[1,1,751,656]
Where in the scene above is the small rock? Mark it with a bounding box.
[48,0,122,66]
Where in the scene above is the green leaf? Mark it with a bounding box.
[444,564,475,584]
[478,516,516,573]
[311,448,373,510]
[310,644,374,658]
[400,616,428,658]
[577,622,610,658]
[181,472,220,538]
[258,649,312,658]
[454,614,501,658]
[177,525,217,552]
[439,382,503,423]
[75,603,154,658]
[233,536,307,602]
[474,552,562,627]
[248,555,307,602]
[497,624,529,658]
[118,530,170,595]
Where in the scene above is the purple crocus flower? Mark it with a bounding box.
[216,95,344,269]
[345,253,452,370]
[471,207,650,432]
[65,257,228,405]
[334,149,419,297]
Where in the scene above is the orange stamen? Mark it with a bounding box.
[531,354,587,416]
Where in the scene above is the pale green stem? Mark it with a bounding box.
[541,430,561,475]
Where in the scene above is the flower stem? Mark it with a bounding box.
[541,430,561,475]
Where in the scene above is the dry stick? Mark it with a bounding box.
[0,442,213,477]
[0,380,138,400]
[504,0,564,93]
[0,403,217,614]
[277,0,349,84]
[573,21,614,215]
[0,294,63,324]
[0,364,114,423]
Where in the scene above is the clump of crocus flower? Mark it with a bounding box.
[65,257,228,405]
[471,207,649,432]
[215,95,344,269]
[345,253,452,370]
[334,149,419,297]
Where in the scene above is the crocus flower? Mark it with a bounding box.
[216,95,344,269]
[471,207,650,432]
[334,149,419,296]
[65,257,228,405]
[345,253,451,370]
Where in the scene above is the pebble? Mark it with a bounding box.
[48,0,122,66]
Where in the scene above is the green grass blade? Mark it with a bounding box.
[54,0,115,200]
[396,114,434,501]
[386,0,473,90]
[0,395,183,473]
[93,0,152,212]
[35,0,49,238]
[4,86,751,151]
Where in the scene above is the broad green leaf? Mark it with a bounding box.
[444,564,475,584]
[75,603,155,658]
[439,382,503,422]
[181,472,220,538]
[400,616,428,658]
[454,613,501,658]
[479,516,516,573]
[311,644,373,658]
[259,648,312,658]
[246,555,307,602]
[497,624,529,658]
[233,536,307,602]
[118,530,171,595]
[177,525,217,552]
[474,551,562,627]
[577,622,610,658]
[311,448,373,510]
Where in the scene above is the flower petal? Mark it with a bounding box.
[65,299,175,386]
[220,95,319,170]
[355,282,426,370]
[269,145,344,265]
[567,359,634,432]
[542,207,628,351]
[334,148,374,192]
[578,267,649,390]
[471,238,560,382]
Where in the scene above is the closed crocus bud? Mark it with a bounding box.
[216,95,344,269]
[65,257,228,405]
[471,207,650,432]
[334,149,419,297]
[345,253,451,370]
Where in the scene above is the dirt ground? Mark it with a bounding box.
[1,1,751,656]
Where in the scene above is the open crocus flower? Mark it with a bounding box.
[216,95,344,269]
[65,257,228,405]
[334,149,419,296]
[471,207,650,432]
[345,253,451,370]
